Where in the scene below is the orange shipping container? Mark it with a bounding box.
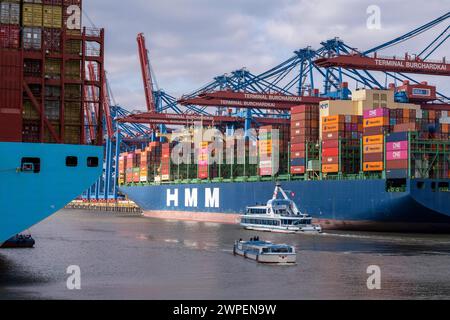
[363,144,384,154]
[363,162,384,172]
[322,115,345,125]
[363,135,384,146]
[322,164,339,173]
[364,117,389,129]
[322,123,345,133]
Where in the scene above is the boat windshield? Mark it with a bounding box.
[262,246,293,254]
[293,219,311,226]
[246,208,267,214]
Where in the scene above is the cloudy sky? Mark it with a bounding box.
[83,0,449,110]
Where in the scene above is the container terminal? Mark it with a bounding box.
[0,2,449,244]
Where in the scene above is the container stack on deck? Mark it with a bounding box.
[198,141,209,180]
[259,126,274,176]
[0,0,105,144]
[161,143,171,181]
[362,108,390,173]
[290,105,320,175]
[321,115,363,174]
[118,87,449,186]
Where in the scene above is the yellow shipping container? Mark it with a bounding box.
[43,5,62,29]
[23,4,43,27]
[363,162,384,172]
[363,135,384,146]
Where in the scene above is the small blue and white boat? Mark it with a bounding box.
[233,238,297,264]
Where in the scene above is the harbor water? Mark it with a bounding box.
[1,210,450,300]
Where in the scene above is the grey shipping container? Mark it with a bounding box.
[0,1,20,25]
[44,100,60,121]
[23,27,42,50]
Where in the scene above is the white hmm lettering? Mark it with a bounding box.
[167,189,179,207]
[205,188,220,208]
[185,189,198,207]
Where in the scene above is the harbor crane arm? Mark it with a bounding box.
[137,33,157,112]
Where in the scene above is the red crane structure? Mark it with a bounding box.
[118,112,289,126]
[179,91,327,110]
[137,33,157,112]
[315,53,450,76]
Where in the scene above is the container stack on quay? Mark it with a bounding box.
[0,0,105,144]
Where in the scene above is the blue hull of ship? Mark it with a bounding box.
[0,143,103,244]
[121,179,450,232]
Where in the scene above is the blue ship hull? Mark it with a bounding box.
[121,179,450,233]
[0,142,103,244]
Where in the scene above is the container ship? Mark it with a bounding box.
[0,0,104,244]
[119,87,450,232]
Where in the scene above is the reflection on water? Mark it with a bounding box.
[0,210,450,300]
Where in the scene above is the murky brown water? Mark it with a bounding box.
[1,210,450,300]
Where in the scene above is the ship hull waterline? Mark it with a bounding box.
[121,179,450,233]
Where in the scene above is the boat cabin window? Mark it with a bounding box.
[87,157,99,168]
[66,156,78,167]
[21,158,41,173]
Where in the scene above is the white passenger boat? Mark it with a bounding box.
[240,183,322,234]
[233,238,296,264]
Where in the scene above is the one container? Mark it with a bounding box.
[22,27,42,50]
[0,24,20,49]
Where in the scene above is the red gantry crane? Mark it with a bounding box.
[137,33,157,113]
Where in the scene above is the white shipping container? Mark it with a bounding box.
[416,109,423,119]
[439,117,450,124]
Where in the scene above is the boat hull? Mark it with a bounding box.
[120,179,450,233]
[234,247,296,264]
[0,142,103,244]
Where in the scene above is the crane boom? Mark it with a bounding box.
[137,33,157,112]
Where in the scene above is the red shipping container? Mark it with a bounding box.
[0,50,22,142]
[43,28,61,52]
[322,132,342,141]
[0,25,20,49]
[259,168,273,176]
[386,160,408,170]
[291,166,305,174]
[363,153,384,162]
[291,143,306,152]
[322,148,339,157]
[322,156,339,165]
[291,151,306,159]
[322,140,339,149]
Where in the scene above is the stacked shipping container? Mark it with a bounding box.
[386,132,409,179]
[290,105,319,175]
[161,143,171,181]
[362,108,390,172]
[0,0,105,145]
[322,115,363,174]
[198,141,209,180]
[259,126,274,176]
